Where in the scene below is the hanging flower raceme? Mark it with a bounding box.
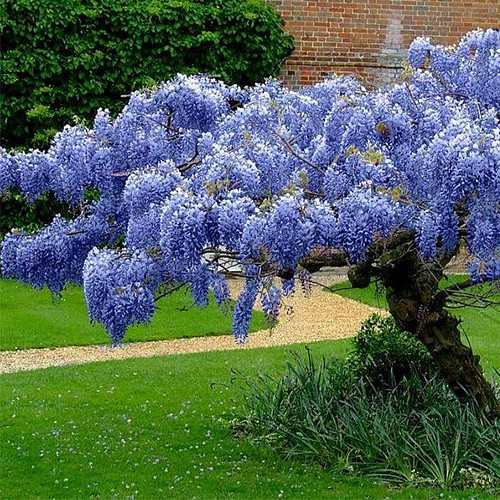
[159,189,209,281]
[232,265,261,343]
[123,162,182,216]
[261,194,315,273]
[261,285,282,321]
[1,209,111,294]
[212,273,231,307]
[336,187,400,262]
[126,204,163,251]
[1,30,499,344]
[83,248,158,345]
[218,192,256,250]
[194,146,262,198]
[410,29,500,108]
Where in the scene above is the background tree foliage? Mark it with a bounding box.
[0,191,72,239]
[0,0,293,237]
[0,0,293,150]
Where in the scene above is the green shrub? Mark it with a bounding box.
[0,190,72,240]
[1,0,294,150]
[234,349,500,490]
[348,314,436,386]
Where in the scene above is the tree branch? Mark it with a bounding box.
[272,130,325,174]
[154,281,186,302]
[442,278,474,294]
[299,247,350,273]
[177,144,200,173]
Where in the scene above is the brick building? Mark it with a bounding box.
[269,0,499,87]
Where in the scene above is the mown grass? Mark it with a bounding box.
[0,279,268,351]
[329,276,500,375]
[2,341,499,499]
[1,276,498,498]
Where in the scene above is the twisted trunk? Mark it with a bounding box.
[376,246,498,414]
[300,235,498,413]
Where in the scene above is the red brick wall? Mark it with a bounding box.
[268,0,499,87]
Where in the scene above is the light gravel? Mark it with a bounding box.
[0,274,385,374]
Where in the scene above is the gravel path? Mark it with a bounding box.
[0,275,385,374]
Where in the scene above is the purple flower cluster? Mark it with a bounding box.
[409,29,500,108]
[1,29,499,343]
[83,249,158,345]
[232,265,260,343]
[261,285,282,321]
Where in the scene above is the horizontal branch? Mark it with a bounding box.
[442,278,474,294]
[178,145,200,173]
[439,277,499,306]
[300,247,349,273]
[154,282,186,302]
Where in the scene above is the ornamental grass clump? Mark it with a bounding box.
[233,348,500,489]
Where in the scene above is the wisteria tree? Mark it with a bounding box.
[1,30,499,411]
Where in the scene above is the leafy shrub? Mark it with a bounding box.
[1,0,294,150]
[234,349,500,489]
[0,190,72,240]
[348,314,436,386]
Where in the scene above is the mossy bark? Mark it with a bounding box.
[375,246,499,414]
[300,234,498,413]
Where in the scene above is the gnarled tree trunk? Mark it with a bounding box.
[302,237,499,414]
[375,245,499,414]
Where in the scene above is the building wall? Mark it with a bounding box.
[268,0,499,87]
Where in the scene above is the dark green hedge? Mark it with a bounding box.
[0,191,74,240]
[0,0,294,149]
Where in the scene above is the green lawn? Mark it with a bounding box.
[0,279,268,351]
[2,341,499,500]
[329,276,500,375]
[1,277,499,498]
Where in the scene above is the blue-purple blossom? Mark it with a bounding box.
[83,248,157,345]
[261,285,281,320]
[232,265,260,342]
[1,30,499,344]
